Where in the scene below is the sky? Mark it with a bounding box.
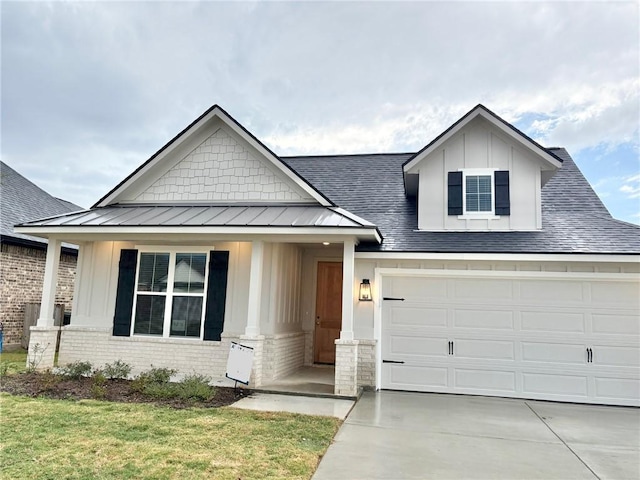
[2,0,639,224]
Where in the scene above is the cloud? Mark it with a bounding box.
[620,174,640,199]
[1,0,639,212]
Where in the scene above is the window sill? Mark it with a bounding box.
[457,214,501,220]
[126,334,211,344]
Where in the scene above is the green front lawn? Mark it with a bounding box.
[0,349,28,375]
[0,394,340,480]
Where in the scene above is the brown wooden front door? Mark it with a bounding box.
[314,261,343,364]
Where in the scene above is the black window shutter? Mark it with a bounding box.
[113,249,138,336]
[203,251,229,341]
[494,170,511,215]
[447,171,463,215]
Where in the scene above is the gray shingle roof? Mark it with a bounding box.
[0,161,83,247]
[282,149,640,254]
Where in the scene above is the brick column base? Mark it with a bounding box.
[334,339,359,397]
[303,330,314,366]
[239,335,265,388]
[27,326,60,370]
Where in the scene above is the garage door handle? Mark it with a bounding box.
[383,297,405,301]
[586,348,593,363]
[383,360,405,364]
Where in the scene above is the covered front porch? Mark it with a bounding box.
[23,230,375,397]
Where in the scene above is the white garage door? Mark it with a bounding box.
[380,271,640,406]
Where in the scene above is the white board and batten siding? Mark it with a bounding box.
[379,269,640,406]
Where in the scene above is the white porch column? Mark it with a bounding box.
[340,238,355,340]
[244,240,264,337]
[38,238,62,327]
[28,238,62,370]
[335,239,358,395]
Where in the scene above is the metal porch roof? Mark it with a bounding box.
[17,204,375,230]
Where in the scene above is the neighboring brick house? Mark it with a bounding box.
[0,161,82,349]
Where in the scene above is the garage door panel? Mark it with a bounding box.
[520,280,584,303]
[591,282,640,306]
[387,306,447,328]
[454,368,516,393]
[522,372,588,397]
[592,314,640,336]
[455,339,514,361]
[521,342,586,364]
[593,345,640,368]
[387,276,447,300]
[454,279,513,300]
[384,365,448,390]
[453,309,514,330]
[594,377,640,402]
[387,335,448,358]
[521,311,586,333]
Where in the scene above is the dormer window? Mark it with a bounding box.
[464,171,493,213]
[448,169,510,218]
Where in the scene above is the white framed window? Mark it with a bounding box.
[460,168,499,218]
[131,248,210,339]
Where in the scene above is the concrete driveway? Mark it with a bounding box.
[313,391,640,480]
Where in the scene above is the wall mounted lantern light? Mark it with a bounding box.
[359,279,372,301]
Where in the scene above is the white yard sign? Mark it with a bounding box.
[225,342,254,385]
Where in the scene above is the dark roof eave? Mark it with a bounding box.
[1,235,79,255]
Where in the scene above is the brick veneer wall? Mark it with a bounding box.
[357,340,376,388]
[59,328,242,380]
[262,332,306,382]
[0,243,77,347]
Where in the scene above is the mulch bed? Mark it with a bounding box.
[0,372,249,409]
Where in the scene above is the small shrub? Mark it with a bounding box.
[90,384,107,399]
[131,367,177,393]
[0,362,9,377]
[142,382,179,399]
[90,370,107,399]
[58,361,93,380]
[26,343,49,372]
[177,374,214,401]
[92,370,107,385]
[102,360,132,380]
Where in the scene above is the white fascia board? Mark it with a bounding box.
[403,107,562,173]
[331,207,376,227]
[14,225,380,241]
[355,251,640,264]
[375,267,640,282]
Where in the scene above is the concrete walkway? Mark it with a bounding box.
[313,391,640,480]
[231,392,354,419]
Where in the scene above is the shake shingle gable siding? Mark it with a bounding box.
[282,149,640,254]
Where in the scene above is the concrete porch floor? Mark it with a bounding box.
[258,365,337,397]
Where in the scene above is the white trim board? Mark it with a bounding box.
[356,252,640,264]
